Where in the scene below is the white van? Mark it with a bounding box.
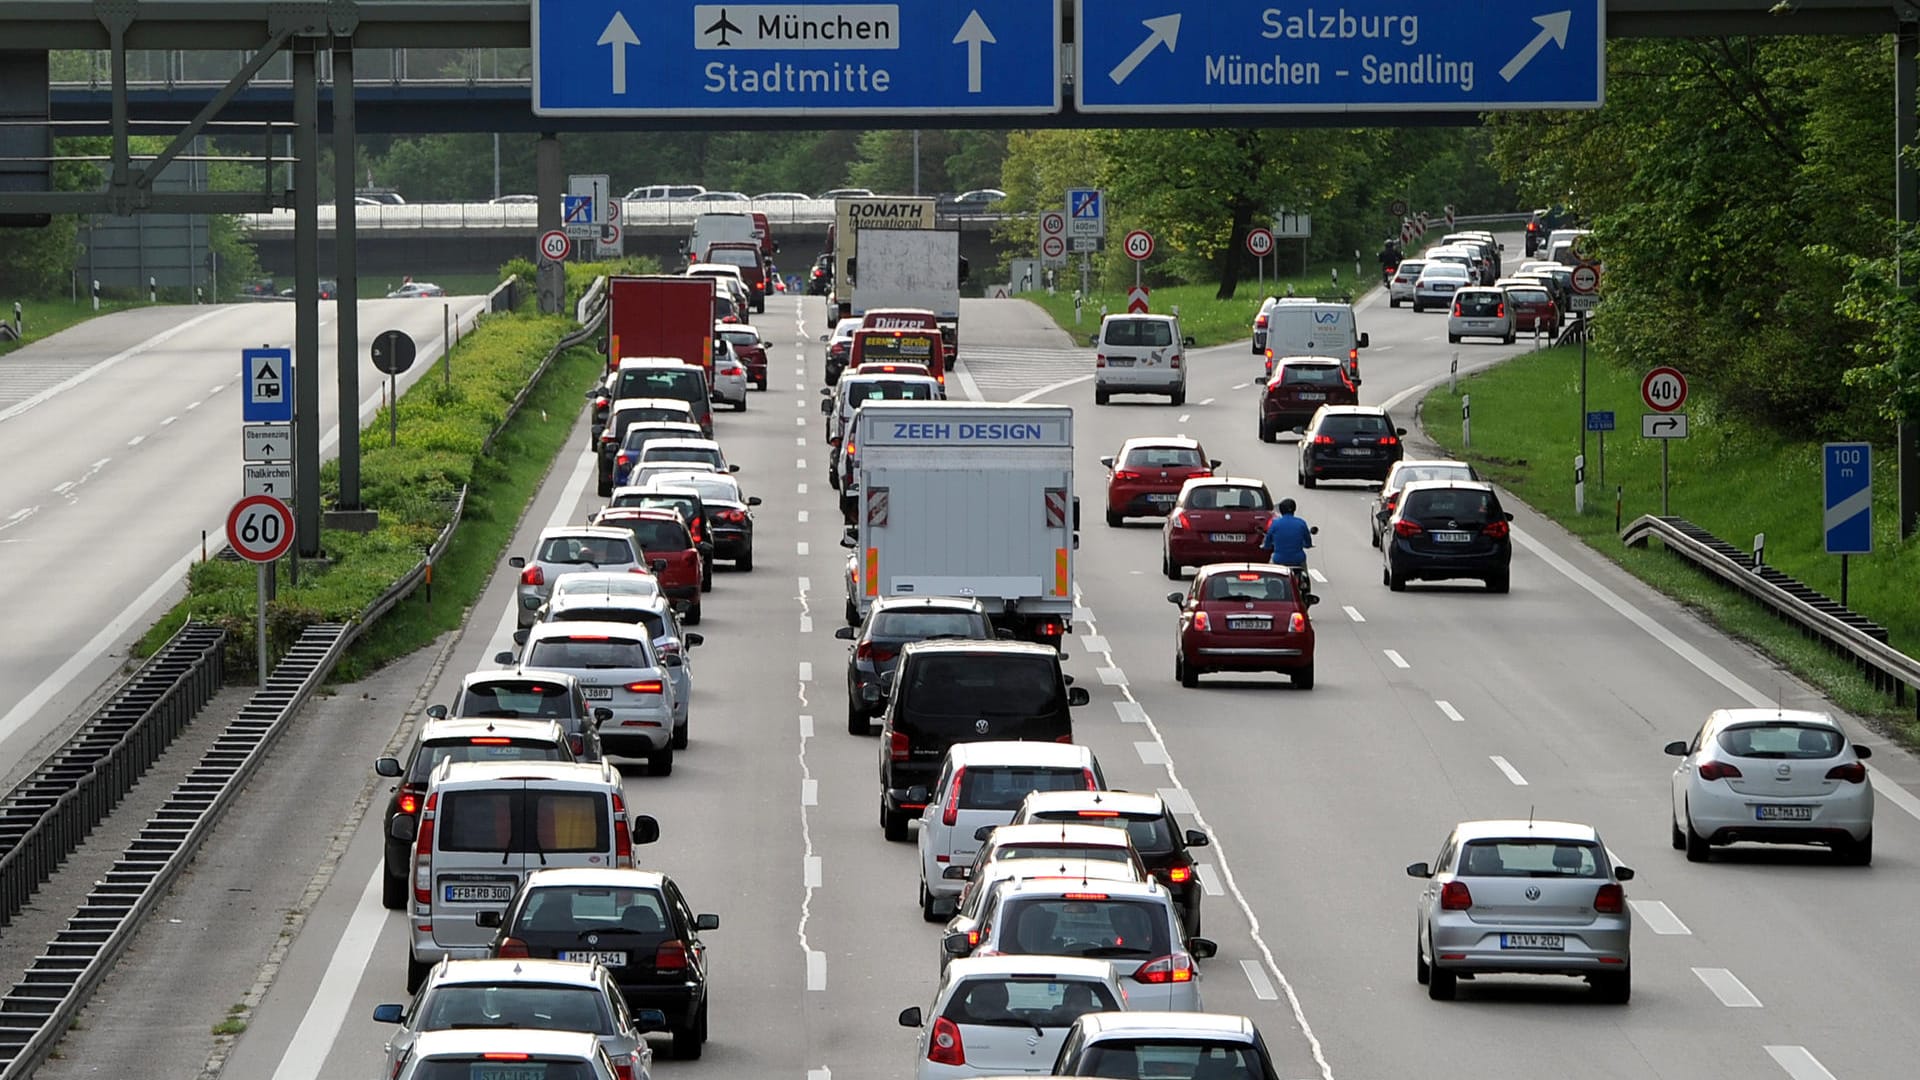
[685,213,762,264]
[1093,314,1193,406]
[1546,228,1590,266]
[1261,298,1369,383]
[398,758,659,991]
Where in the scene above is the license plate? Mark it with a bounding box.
[1756,805,1814,821]
[1432,531,1472,543]
[1500,933,1564,950]
[582,687,613,699]
[1466,321,1490,329]
[560,949,628,966]
[1146,493,1175,505]
[1108,358,1134,367]
[1227,616,1272,630]
[444,883,515,903]
[1298,392,1326,401]
[1208,533,1246,543]
[1340,447,1372,456]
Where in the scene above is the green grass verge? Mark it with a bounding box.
[1420,346,1920,739]
[0,297,154,356]
[1024,259,1373,348]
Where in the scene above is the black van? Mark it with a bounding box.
[875,641,1090,841]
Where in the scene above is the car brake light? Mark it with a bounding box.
[1440,881,1472,910]
[1483,520,1510,539]
[1312,435,1335,446]
[412,793,437,905]
[1393,519,1424,538]
[1077,809,1120,818]
[656,940,690,971]
[520,565,545,587]
[1697,761,1743,780]
[610,794,635,867]
[1170,354,1182,369]
[1496,302,1506,318]
[928,1016,966,1066]
[1113,469,1142,481]
[495,937,530,958]
[1255,314,1268,328]
[1377,435,1399,446]
[1171,510,1190,529]
[1593,883,1625,914]
[1451,302,1463,317]
[1165,865,1192,883]
[626,680,664,694]
[1826,761,1868,783]
[593,396,609,409]
[398,791,419,815]
[469,736,511,745]
[616,451,632,466]
[612,1059,636,1080]
[1192,610,1211,631]
[941,767,966,826]
[1133,953,1194,983]
[1095,353,1106,368]
[1288,611,1307,633]
[889,730,910,762]
[483,1055,531,1062]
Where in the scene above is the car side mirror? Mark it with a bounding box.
[860,683,882,704]
[389,815,418,842]
[512,629,529,646]
[840,533,859,549]
[1303,594,1320,607]
[1395,427,1407,436]
[942,865,969,880]
[906,785,930,805]
[1067,686,1091,707]
[1087,333,1099,347]
[1855,745,1873,759]
[727,464,741,473]
[819,334,830,342]
[1185,829,1209,847]
[1187,937,1218,960]
[476,910,503,929]
[1209,459,1222,469]
[942,932,973,957]
[652,558,669,572]
[509,556,526,568]
[898,1006,923,1028]
[375,756,403,777]
[696,913,721,931]
[995,627,1016,639]
[1405,861,1431,878]
[634,1008,668,1033]
[1099,456,1115,469]
[663,654,683,668]
[1183,336,1197,347]
[686,633,704,647]
[1291,426,1306,436]
[372,1004,405,1024]
[425,703,449,721]
[1504,512,1515,522]
[1663,740,1688,756]
[493,651,516,666]
[1358,332,1371,348]
[1166,591,1184,605]
[748,496,763,506]
[974,825,997,842]
[593,707,614,722]
[1613,867,1635,882]
[834,626,856,640]
[630,814,661,845]
[820,399,833,414]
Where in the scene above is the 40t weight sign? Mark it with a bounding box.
[1641,367,1687,413]
[227,494,294,562]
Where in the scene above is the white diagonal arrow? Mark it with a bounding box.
[953,10,996,95]
[1499,10,1571,82]
[1108,13,1180,86]
[598,12,641,95]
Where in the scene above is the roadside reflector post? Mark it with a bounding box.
[149,276,156,304]
[1753,532,1765,569]
[1575,454,1586,515]
[91,278,100,312]
[11,301,19,337]
[1462,394,1471,450]
[1449,352,1459,396]
[1615,485,1623,533]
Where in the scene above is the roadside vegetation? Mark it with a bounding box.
[1025,262,1370,349]
[0,297,155,356]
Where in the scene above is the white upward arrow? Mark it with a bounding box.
[953,11,996,95]
[598,12,641,95]
[1109,13,1180,86]
[1499,10,1571,82]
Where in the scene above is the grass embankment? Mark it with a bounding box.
[0,297,152,356]
[1420,346,1920,735]
[1026,258,1374,348]
[137,265,622,681]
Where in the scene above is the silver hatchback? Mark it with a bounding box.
[510,527,645,628]
[499,621,681,777]
[537,589,702,750]
[1407,819,1634,1002]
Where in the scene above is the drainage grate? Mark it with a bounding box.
[0,622,225,926]
[0,622,347,1077]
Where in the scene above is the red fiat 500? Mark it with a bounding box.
[1162,477,1274,579]
[1102,437,1218,526]
[1168,564,1317,689]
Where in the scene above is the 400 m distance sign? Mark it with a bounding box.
[227,494,294,562]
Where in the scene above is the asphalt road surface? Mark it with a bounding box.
[37,264,1920,1080]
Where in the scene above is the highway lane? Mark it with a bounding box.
[0,296,486,778]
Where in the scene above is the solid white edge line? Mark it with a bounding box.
[267,869,386,1080]
[1693,967,1763,1007]
[1012,374,1093,405]
[1764,1046,1836,1080]
[955,365,986,403]
[1489,755,1529,786]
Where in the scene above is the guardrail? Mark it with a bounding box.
[0,285,608,1079]
[1621,515,1918,712]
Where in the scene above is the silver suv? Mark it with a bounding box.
[499,621,681,776]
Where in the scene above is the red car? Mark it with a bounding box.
[1101,437,1217,526]
[717,323,768,389]
[1258,358,1356,442]
[1162,477,1275,579]
[1167,564,1317,689]
[1497,281,1559,334]
[588,508,707,624]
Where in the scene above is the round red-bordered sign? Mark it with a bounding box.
[1641,367,1687,414]
[539,230,572,261]
[1571,264,1600,294]
[1245,228,1275,257]
[1123,229,1155,262]
[1041,235,1066,259]
[1039,211,1066,236]
[227,494,294,562]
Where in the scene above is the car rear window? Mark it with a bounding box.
[1279,365,1342,386]
[1402,488,1496,523]
[719,330,759,348]
[998,897,1169,959]
[941,976,1120,1028]
[1103,319,1174,347]
[1458,840,1602,878]
[616,370,705,403]
[844,379,935,403]
[412,1056,601,1079]
[1079,1041,1267,1080]
[1316,414,1392,437]
[517,884,671,937]
[1388,465,1475,492]
[1505,287,1551,305]
[615,406,692,431]
[1036,811,1177,856]
[1184,485,1270,511]
[537,536,636,566]
[901,655,1064,719]
[1396,260,1426,276]
[455,681,575,719]
[409,741,566,784]
[598,517,692,551]
[551,575,657,598]
[625,495,699,521]
[643,446,721,466]
[417,984,613,1036]
[527,638,650,669]
[1421,265,1469,279]
[870,610,987,640]
[550,606,661,635]
[959,767,1092,811]
[1456,292,1502,316]
[1203,572,1295,602]
[992,842,1131,863]
[437,790,611,854]
[621,424,699,451]
[1716,724,1843,759]
[705,248,758,268]
[857,332,939,365]
[1123,446,1203,469]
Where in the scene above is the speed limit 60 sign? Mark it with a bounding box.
[227,494,294,562]
[1123,229,1155,262]
[1642,367,1687,413]
[538,230,572,262]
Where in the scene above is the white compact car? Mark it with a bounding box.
[1093,314,1192,406]
[916,742,1105,921]
[1388,259,1427,307]
[1667,708,1875,864]
[1446,287,1517,345]
[897,956,1127,1080]
[710,343,749,411]
[1411,264,1472,312]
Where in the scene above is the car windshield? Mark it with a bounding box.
[870,610,987,640]
[1456,293,1503,317]
[552,575,656,598]
[551,607,660,635]
[941,976,1120,1029]
[417,984,612,1035]
[621,425,699,451]
[1123,446,1203,469]
[1035,812,1176,855]
[537,537,635,566]
[615,370,703,403]
[455,681,575,719]
[598,517,692,551]
[1403,489,1496,523]
[1505,287,1551,305]
[1104,320,1174,347]
[1204,572,1294,602]
[960,767,1092,811]
[515,885,671,937]
[1316,414,1392,438]
[1280,365,1342,386]
[1458,840,1603,878]
[1717,724,1844,759]
[844,379,935,403]
[1396,260,1427,276]
[1078,1040,1269,1080]
[998,897,1169,958]
[1184,486,1270,511]
[526,638,650,670]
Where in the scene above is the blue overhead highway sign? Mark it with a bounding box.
[1074,1,1605,114]
[1824,442,1872,555]
[532,1,1062,117]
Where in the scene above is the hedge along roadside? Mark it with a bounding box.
[137,266,623,679]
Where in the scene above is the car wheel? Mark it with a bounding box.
[1293,664,1314,690]
[1447,333,1461,344]
[920,880,944,923]
[1299,472,1317,489]
[1415,938,1431,985]
[1486,573,1510,594]
[1163,551,1180,580]
[597,475,612,498]
[1504,332,1517,345]
[673,1009,705,1060]
[1838,831,1873,866]
[1412,301,1424,313]
[701,564,713,592]
[1177,653,1199,688]
[736,396,748,412]
[1683,804,1710,862]
[883,801,911,842]
[1389,297,1401,309]
[406,955,432,994]
[382,854,410,911]
[1094,387,1110,406]
[1591,969,1631,1004]
[847,701,870,736]
[1170,389,1186,406]
[845,597,859,626]
[1671,815,1685,851]
[1107,510,1124,527]
[1259,419,1275,443]
[1387,565,1408,592]
[1369,523,1381,548]
[737,546,754,572]
[685,603,702,626]
[671,723,689,750]
[1426,964,1457,1001]
[648,743,675,777]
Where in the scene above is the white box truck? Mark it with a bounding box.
[831,196,936,318]
[840,401,1076,647]
[852,228,964,364]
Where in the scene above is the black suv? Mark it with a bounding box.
[875,641,1090,841]
[1295,405,1406,488]
[1382,479,1514,593]
[836,596,1001,735]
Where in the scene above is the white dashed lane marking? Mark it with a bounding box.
[1489,756,1528,786]
[1097,666,1127,686]
[1342,605,1364,622]
[1114,701,1147,724]
[1134,741,1169,766]
[1307,568,1327,583]
[1240,959,1278,1001]
[1694,967,1763,1007]
[1765,1047,1836,1080]
[1195,863,1224,897]
[1628,900,1692,935]
[796,541,809,556]
[1383,649,1409,668]
[1435,701,1466,723]
[1080,634,1110,653]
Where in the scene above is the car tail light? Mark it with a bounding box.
[1483,520,1510,539]
[483,1055,531,1062]
[1698,761,1743,781]
[600,430,617,444]
[1440,881,1472,910]
[1095,353,1106,368]
[1496,302,1506,318]
[616,451,633,466]
[626,680,664,694]
[612,1057,636,1080]
[1170,354,1182,369]
[1288,612,1307,633]
[1593,884,1625,914]
[854,641,898,662]
[719,508,747,524]
[593,396,609,409]
[1826,761,1868,783]
[889,730,910,762]
[655,939,690,972]
[612,793,634,867]
[942,767,966,826]
[1312,435,1335,446]
[1451,302,1463,317]
[1132,953,1195,984]
[495,937,530,958]
[1191,610,1211,632]
[411,793,437,906]
[1393,519,1424,538]
[1113,469,1142,481]
[1164,864,1192,883]
[1036,620,1062,638]
[928,1017,966,1066]
[397,785,421,816]
[629,566,652,576]
[1081,767,1098,789]
[1378,435,1399,446]
[1171,510,1190,529]
[520,565,545,587]
[1255,314,1268,329]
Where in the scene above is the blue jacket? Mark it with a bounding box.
[1261,514,1314,565]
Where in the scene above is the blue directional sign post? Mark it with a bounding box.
[242,347,293,423]
[1825,442,1872,548]
[532,1,1062,117]
[1074,1,1604,113]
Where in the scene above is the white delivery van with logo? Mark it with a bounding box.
[1261,298,1369,384]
